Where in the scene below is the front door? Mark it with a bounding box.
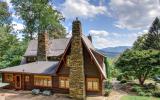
[15,75,21,89]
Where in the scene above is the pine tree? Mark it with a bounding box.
[143,17,160,50]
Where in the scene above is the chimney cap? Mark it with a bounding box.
[76,17,78,21]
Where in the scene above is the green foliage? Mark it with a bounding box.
[143,17,160,50]
[153,91,160,97]
[0,1,11,26]
[105,57,110,79]
[11,0,66,40]
[121,95,160,100]
[0,26,27,68]
[120,80,127,84]
[108,58,120,78]
[131,85,142,92]
[132,34,147,50]
[115,49,160,85]
[104,81,112,96]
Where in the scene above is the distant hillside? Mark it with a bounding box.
[98,46,132,58]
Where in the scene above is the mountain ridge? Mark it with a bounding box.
[98,46,132,58]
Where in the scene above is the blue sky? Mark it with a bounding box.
[5,0,160,49]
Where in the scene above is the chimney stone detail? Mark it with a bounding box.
[68,18,86,99]
[37,32,48,61]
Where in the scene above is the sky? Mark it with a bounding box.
[4,0,160,49]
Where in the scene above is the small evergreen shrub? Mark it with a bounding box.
[153,91,160,97]
[104,89,111,97]
[117,74,123,81]
[104,81,112,96]
[138,91,146,96]
[120,80,127,84]
[131,85,142,92]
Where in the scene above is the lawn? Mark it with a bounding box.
[121,95,160,100]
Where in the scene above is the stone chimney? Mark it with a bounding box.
[37,32,49,61]
[72,17,82,36]
[68,18,86,99]
[87,34,92,42]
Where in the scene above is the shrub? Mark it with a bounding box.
[104,81,112,89]
[104,81,112,96]
[120,80,127,84]
[104,89,111,97]
[117,74,123,81]
[144,83,155,90]
[131,86,142,92]
[153,91,160,97]
[145,92,152,96]
[138,91,146,96]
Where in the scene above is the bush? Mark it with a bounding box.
[131,85,142,92]
[131,85,154,97]
[117,74,123,81]
[104,81,112,96]
[104,81,112,89]
[120,80,127,84]
[104,89,111,97]
[153,91,160,97]
[144,83,155,90]
[138,91,146,96]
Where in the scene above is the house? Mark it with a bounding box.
[0,18,107,99]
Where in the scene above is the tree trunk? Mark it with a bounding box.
[138,77,145,86]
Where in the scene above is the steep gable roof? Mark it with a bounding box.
[55,35,106,79]
[24,38,70,57]
[82,36,106,79]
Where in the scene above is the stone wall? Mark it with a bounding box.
[68,19,86,100]
[37,32,49,61]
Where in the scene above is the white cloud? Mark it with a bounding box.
[60,0,107,18]
[90,29,146,49]
[109,0,160,30]
[89,30,109,37]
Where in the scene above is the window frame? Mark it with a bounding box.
[86,78,99,91]
[25,76,30,82]
[59,77,69,89]
[5,74,13,82]
[34,75,52,87]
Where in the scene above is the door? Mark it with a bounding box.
[15,75,21,89]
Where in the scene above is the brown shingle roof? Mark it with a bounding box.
[0,61,59,75]
[24,38,70,57]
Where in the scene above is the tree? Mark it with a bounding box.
[143,17,160,50]
[0,27,27,68]
[0,1,27,68]
[0,1,12,30]
[115,49,160,85]
[132,34,147,50]
[11,0,66,40]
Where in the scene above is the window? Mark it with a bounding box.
[34,75,52,87]
[87,78,99,91]
[25,76,29,82]
[59,77,69,89]
[5,74,13,82]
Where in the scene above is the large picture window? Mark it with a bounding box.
[59,77,69,89]
[34,75,52,87]
[5,74,13,82]
[87,78,99,91]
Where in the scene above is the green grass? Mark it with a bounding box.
[121,95,160,100]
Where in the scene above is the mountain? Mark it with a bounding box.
[98,46,132,58]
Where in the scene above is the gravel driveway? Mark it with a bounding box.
[0,89,106,100]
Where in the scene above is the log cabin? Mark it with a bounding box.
[0,18,107,99]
